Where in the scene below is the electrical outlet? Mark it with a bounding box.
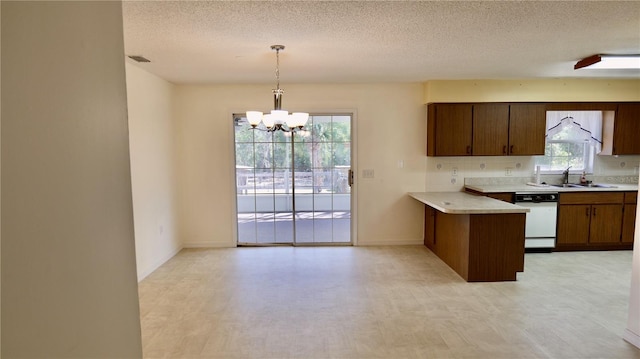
[362,169,375,178]
[451,167,458,177]
[505,167,513,176]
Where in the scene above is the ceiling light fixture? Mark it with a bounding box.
[247,45,309,132]
[574,54,640,70]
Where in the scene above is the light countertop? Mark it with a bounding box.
[409,192,529,214]
[465,183,638,194]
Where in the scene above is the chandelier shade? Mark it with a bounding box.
[247,45,309,132]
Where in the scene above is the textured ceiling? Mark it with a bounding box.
[122,1,640,84]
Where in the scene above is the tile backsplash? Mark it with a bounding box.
[425,155,640,191]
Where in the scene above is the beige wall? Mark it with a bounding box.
[173,83,427,247]
[423,79,640,192]
[170,79,640,246]
[424,79,640,103]
[125,63,181,281]
[1,2,142,357]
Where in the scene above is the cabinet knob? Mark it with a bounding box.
[502,145,507,154]
[466,145,471,154]
[586,207,590,216]
[510,145,514,154]
[593,207,596,216]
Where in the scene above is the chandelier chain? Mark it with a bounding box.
[275,48,280,90]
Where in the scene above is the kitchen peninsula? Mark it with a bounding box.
[410,192,529,282]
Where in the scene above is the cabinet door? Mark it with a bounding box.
[424,205,437,251]
[557,205,591,245]
[589,204,623,243]
[433,104,473,156]
[472,104,509,155]
[508,103,546,155]
[622,204,637,244]
[486,192,514,203]
[613,103,640,155]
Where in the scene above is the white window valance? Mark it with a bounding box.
[546,111,603,153]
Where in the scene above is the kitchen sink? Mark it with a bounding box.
[549,183,581,188]
[576,183,617,188]
[549,183,617,188]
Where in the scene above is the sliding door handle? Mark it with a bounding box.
[348,169,354,187]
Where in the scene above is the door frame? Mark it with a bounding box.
[230,109,358,246]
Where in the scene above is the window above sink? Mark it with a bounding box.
[535,111,603,175]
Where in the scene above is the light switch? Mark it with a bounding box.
[363,169,375,178]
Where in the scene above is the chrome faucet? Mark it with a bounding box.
[562,166,571,184]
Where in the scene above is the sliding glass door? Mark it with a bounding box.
[234,114,352,245]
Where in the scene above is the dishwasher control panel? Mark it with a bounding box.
[515,193,558,203]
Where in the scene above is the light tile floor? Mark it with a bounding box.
[138,246,640,358]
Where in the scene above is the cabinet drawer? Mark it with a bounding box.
[559,192,624,205]
[625,191,638,204]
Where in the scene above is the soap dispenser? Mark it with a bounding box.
[580,171,587,184]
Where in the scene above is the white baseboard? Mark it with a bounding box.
[183,239,424,247]
[137,245,182,282]
[624,328,640,349]
[356,239,424,246]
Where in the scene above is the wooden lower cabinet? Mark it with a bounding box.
[556,192,629,251]
[424,205,436,250]
[622,204,637,244]
[556,205,591,245]
[486,192,514,203]
[464,189,514,203]
[588,204,623,243]
[622,191,638,244]
[424,205,525,282]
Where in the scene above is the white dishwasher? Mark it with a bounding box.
[515,192,558,250]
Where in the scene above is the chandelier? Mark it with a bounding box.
[246,45,309,132]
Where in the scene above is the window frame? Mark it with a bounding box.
[536,138,596,175]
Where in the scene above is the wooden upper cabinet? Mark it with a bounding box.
[601,103,640,155]
[427,101,639,157]
[472,104,509,155]
[613,103,640,155]
[427,103,473,156]
[427,102,547,157]
[508,103,546,155]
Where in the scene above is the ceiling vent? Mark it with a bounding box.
[128,55,150,63]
